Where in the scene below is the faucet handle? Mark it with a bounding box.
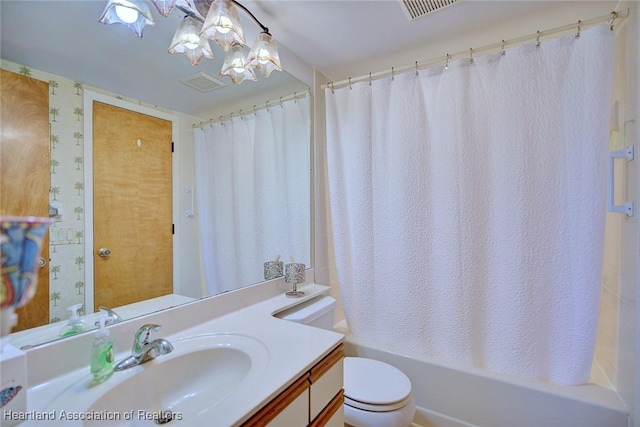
[133,324,161,353]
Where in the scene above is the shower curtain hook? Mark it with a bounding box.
[349,77,353,90]
[609,11,618,31]
[575,20,581,39]
[280,97,284,107]
[253,105,257,115]
[501,40,506,56]
[469,48,474,65]
[239,109,244,119]
[219,115,223,126]
[391,67,395,81]
[369,72,372,86]
[294,92,297,103]
[329,82,334,94]
[415,61,419,76]
[445,53,450,70]
[536,31,541,48]
[266,100,270,111]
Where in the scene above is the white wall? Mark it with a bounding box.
[595,4,639,426]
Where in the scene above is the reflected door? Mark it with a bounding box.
[0,69,51,331]
[92,101,173,311]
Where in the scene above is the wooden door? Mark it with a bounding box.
[0,69,51,331]
[92,101,172,311]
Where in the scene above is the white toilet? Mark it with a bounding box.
[276,295,416,427]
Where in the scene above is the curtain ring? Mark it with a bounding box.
[219,115,223,126]
[266,100,270,111]
[445,53,450,70]
[369,72,372,86]
[253,105,257,115]
[415,61,419,76]
[329,82,334,94]
[575,20,581,39]
[536,30,541,48]
[239,109,244,120]
[391,67,395,81]
[293,92,297,103]
[349,77,352,90]
[469,48,474,65]
[280,97,283,107]
[501,40,506,56]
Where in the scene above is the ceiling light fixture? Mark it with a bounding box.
[99,0,283,85]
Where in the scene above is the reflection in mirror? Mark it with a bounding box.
[0,1,311,349]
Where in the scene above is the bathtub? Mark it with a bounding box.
[342,335,628,427]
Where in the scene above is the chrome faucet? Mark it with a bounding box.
[98,306,123,325]
[113,324,174,371]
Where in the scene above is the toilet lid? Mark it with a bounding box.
[343,357,412,406]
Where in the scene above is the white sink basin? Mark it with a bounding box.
[40,334,269,426]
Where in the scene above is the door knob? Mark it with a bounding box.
[98,248,111,258]
[38,257,47,268]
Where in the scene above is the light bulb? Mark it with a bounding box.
[213,15,232,34]
[182,33,200,49]
[256,48,271,65]
[232,58,245,73]
[115,5,139,24]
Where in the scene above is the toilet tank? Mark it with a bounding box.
[275,295,336,330]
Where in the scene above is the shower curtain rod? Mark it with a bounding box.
[321,9,628,91]
[194,90,311,128]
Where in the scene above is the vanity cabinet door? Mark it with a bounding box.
[241,343,344,427]
[242,373,310,427]
[309,344,344,423]
[267,388,309,427]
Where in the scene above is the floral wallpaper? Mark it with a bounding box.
[2,60,85,323]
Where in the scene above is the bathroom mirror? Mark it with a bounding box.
[0,0,311,348]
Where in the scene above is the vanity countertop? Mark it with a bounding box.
[20,283,344,426]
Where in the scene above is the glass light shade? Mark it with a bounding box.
[99,0,155,38]
[168,16,214,66]
[201,0,246,51]
[220,45,257,85]
[150,0,177,17]
[176,0,205,20]
[247,32,283,78]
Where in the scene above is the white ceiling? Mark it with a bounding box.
[0,1,618,117]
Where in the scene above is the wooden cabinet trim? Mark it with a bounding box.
[241,342,344,427]
[309,389,344,427]
[309,343,344,384]
[241,372,310,427]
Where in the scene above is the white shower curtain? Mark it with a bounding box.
[326,25,614,384]
[194,94,310,295]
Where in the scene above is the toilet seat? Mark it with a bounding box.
[344,357,413,412]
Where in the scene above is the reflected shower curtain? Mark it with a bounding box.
[194,94,310,295]
[325,25,614,384]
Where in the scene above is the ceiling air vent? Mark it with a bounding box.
[179,72,226,92]
[399,0,458,20]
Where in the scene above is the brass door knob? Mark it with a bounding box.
[98,248,112,258]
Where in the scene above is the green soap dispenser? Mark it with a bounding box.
[90,316,115,384]
[59,304,86,337]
